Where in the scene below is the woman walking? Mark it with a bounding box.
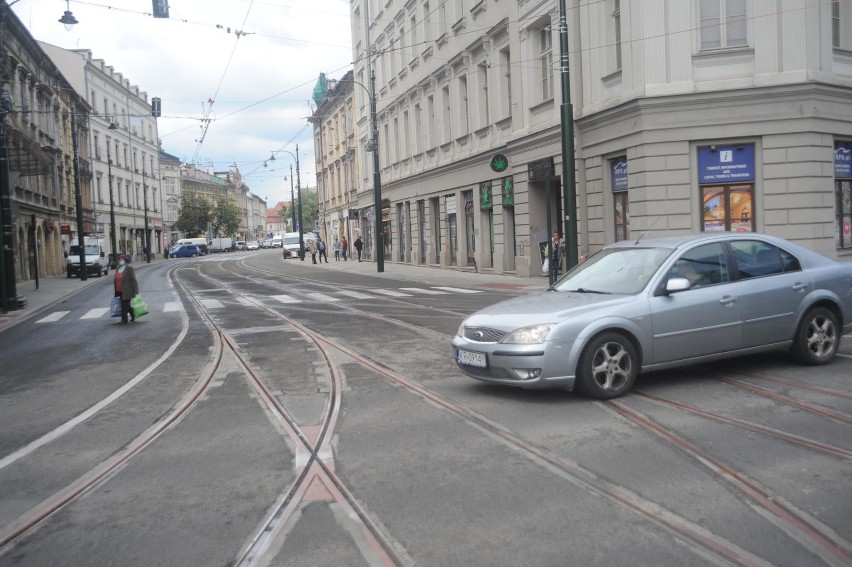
[114,254,139,323]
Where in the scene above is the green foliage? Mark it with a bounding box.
[173,192,210,237]
[211,196,241,237]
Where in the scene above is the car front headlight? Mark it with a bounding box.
[501,324,554,344]
[457,321,466,337]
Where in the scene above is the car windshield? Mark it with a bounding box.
[553,247,673,295]
[69,245,100,255]
[283,237,299,245]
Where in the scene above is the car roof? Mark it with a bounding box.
[603,232,838,265]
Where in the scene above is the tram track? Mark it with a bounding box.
[188,260,852,566]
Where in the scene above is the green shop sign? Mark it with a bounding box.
[490,154,508,173]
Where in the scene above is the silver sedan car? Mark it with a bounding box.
[453,233,852,399]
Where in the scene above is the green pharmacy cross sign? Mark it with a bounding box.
[490,154,508,173]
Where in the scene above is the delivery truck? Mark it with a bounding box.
[210,237,234,252]
[65,237,108,278]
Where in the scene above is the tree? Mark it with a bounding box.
[173,192,211,237]
[211,196,241,237]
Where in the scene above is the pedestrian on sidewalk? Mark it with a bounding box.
[318,237,328,263]
[341,236,348,261]
[309,240,318,264]
[333,237,341,261]
[114,254,139,323]
[354,235,363,262]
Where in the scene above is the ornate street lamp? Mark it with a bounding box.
[58,0,78,30]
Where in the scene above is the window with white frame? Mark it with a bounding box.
[833,0,852,50]
[459,75,469,135]
[442,85,451,143]
[423,1,431,43]
[539,25,553,101]
[478,62,489,128]
[699,0,746,50]
[613,0,622,70]
[499,47,511,118]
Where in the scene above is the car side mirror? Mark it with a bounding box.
[666,277,691,293]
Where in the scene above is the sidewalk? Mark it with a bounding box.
[0,254,546,332]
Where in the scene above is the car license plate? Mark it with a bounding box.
[457,349,486,368]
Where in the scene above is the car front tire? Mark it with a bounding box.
[576,332,638,399]
[792,307,839,365]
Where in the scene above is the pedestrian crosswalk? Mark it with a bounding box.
[33,286,485,322]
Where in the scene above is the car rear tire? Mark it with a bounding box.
[791,307,839,365]
[191,253,198,258]
[576,332,638,399]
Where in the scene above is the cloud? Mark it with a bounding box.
[13,0,353,205]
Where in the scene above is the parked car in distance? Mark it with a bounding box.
[453,232,852,399]
[261,239,273,249]
[169,244,201,258]
[235,241,247,251]
[210,237,234,252]
[176,238,209,255]
[246,240,260,251]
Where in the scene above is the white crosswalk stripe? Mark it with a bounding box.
[36,311,70,323]
[200,299,225,309]
[163,302,182,312]
[82,308,109,319]
[399,287,448,295]
[272,295,301,304]
[370,289,411,297]
[432,286,483,294]
[337,290,373,299]
[237,297,255,306]
[307,293,340,302]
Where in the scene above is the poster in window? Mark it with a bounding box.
[703,187,726,232]
[729,186,753,232]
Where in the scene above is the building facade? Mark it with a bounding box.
[311,71,361,250]
[0,4,91,301]
[40,43,164,261]
[345,0,852,278]
[159,150,182,250]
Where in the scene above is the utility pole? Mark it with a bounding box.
[71,109,86,281]
[559,0,578,269]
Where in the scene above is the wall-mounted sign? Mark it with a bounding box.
[502,177,514,206]
[60,224,71,235]
[528,157,554,183]
[698,144,755,183]
[611,157,628,192]
[490,154,508,173]
[480,182,492,210]
[446,195,456,214]
[836,142,851,178]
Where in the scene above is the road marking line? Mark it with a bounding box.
[308,293,340,302]
[371,289,411,297]
[399,287,448,295]
[35,311,69,323]
[272,295,301,304]
[237,297,255,306]
[432,286,483,294]
[82,308,110,319]
[200,299,225,309]
[337,290,373,299]
[163,302,182,312]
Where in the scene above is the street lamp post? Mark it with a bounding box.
[289,165,296,233]
[106,142,118,268]
[71,109,87,281]
[369,69,384,272]
[142,163,150,263]
[273,147,304,260]
[0,89,17,311]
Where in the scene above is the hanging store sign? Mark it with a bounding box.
[480,182,492,210]
[528,157,554,183]
[502,177,514,206]
[698,144,755,183]
[490,154,508,173]
[836,142,851,178]
[611,157,628,192]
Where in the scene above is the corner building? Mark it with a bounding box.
[348,0,852,277]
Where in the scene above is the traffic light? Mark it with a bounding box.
[151,97,161,117]
[152,0,169,18]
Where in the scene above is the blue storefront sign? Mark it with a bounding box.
[698,144,755,183]
[836,142,851,178]
[611,157,628,192]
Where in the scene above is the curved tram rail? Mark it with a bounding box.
[189,260,852,566]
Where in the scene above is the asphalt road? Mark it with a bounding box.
[1,250,850,566]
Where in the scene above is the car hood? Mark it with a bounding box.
[464,291,637,329]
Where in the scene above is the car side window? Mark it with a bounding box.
[667,243,728,288]
[730,240,795,279]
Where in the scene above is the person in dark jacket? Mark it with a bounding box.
[354,235,363,262]
[114,254,140,323]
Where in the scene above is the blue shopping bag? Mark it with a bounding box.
[110,296,122,318]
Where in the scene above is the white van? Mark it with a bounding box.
[176,238,209,255]
[66,237,108,278]
[282,232,317,258]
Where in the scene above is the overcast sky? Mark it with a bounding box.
[11,0,353,206]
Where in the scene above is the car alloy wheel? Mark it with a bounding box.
[792,307,839,365]
[577,332,638,399]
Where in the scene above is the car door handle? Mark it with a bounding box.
[719,295,737,306]
[792,282,809,292]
